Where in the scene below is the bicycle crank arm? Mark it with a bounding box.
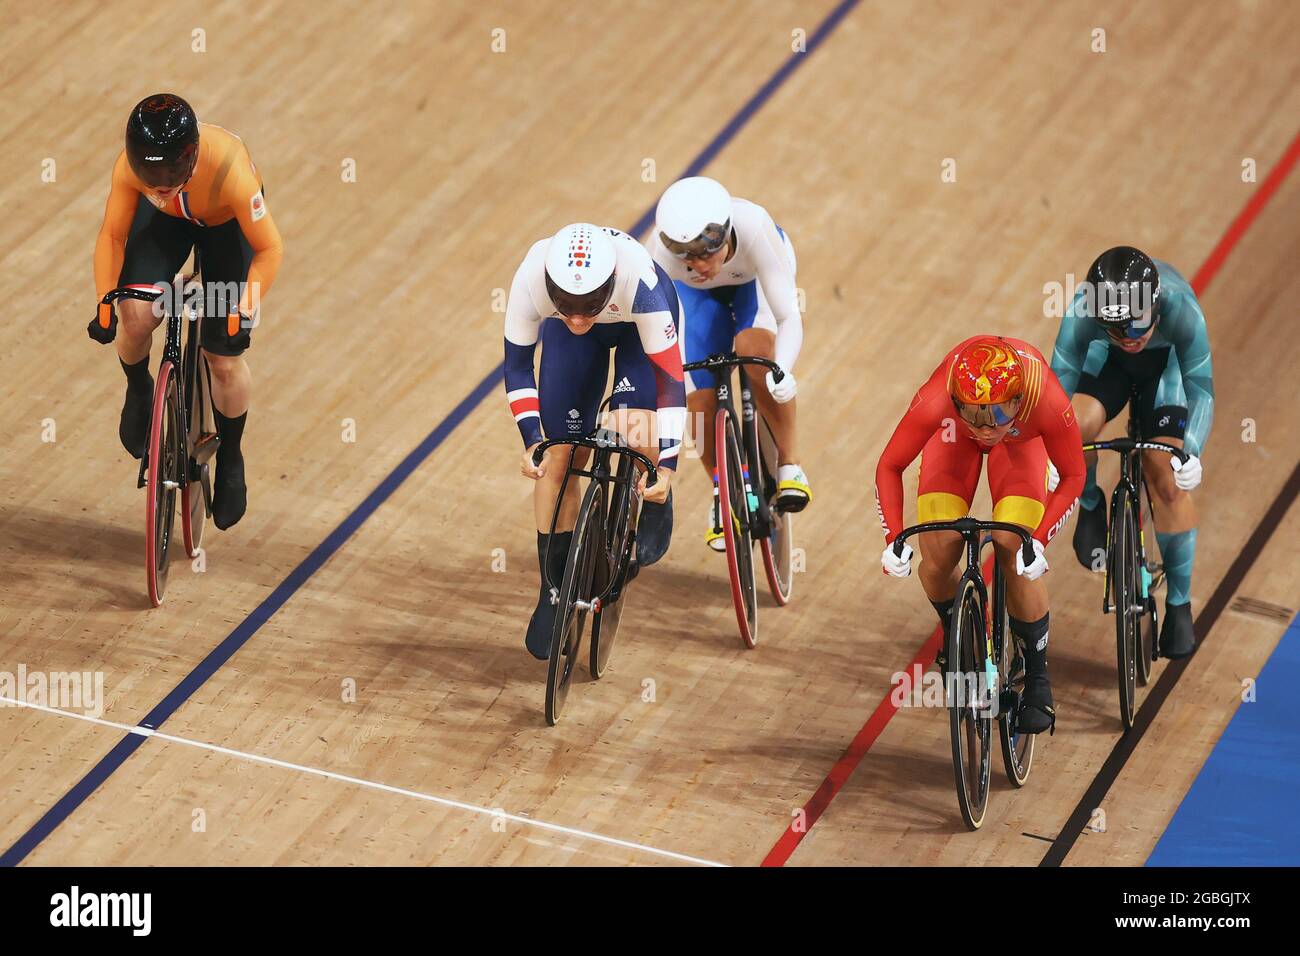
[194,432,220,464]
[200,463,215,518]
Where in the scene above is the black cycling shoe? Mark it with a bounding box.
[1159,601,1196,659]
[635,491,673,567]
[119,383,153,459]
[211,455,247,530]
[525,597,556,660]
[1072,491,1107,572]
[526,532,571,660]
[1016,673,1056,735]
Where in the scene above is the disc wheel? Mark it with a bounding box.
[590,488,637,680]
[996,576,1035,786]
[182,351,214,558]
[1136,480,1159,686]
[757,417,793,604]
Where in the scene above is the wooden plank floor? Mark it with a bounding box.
[1,0,1297,866]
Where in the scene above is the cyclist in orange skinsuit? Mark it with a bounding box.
[91,93,283,530]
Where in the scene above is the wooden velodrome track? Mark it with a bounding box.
[1,1,1298,866]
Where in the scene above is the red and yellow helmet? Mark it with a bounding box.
[948,336,1026,426]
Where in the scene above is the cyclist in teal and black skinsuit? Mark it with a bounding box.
[1050,246,1214,659]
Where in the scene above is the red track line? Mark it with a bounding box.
[1192,129,1300,294]
[762,126,1300,867]
[761,558,990,867]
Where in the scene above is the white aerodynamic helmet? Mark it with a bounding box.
[655,176,733,259]
[545,223,617,316]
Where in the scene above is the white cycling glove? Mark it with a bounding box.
[881,541,913,578]
[766,369,797,404]
[1016,539,1049,581]
[1171,454,1202,491]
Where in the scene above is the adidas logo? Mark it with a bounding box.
[612,377,634,394]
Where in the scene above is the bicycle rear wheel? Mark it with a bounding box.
[182,350,215,558]
[949,575,992,830]
[1113,491,1139,730]
[1136,477,1159,685]
[715,409,758,648]
[995,572,1035,786]
[757,416,793,605]
[546,481,603,725]
[590,480,638,680]
[144,362,183,607]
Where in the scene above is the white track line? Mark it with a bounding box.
[2,696,726,867]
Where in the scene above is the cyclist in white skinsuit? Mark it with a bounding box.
[649,176,810,551]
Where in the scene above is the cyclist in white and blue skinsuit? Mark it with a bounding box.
[505,224,685,659]
[649,177,810,551]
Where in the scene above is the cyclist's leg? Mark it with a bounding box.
[743,229,798,455]
[989,438,1054,732]
[1139,359,1197,657]
[916,429,982,643]
[536,318,607,531]
[988,439,1049,621]
[679,282,731,474]
[610,323,673,565]
[1072,346,1131,567]
[196,220,257,529]
[740,271,810,509]
[114,197,194,457]
[678,283,733,548]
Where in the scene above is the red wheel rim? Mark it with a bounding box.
[761,533,791,607]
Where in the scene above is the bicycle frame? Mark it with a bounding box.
[684,353,784,541]
[1084,402,1187,615]
[893,518,1035,702]
[100,264,217,497]
[532,429,657,610]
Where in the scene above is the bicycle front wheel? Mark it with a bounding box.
[949,575,992,830]
[145,362,183,607]
[1113,491,1139,730]
[716,409,758,648]
[546,480,604,725]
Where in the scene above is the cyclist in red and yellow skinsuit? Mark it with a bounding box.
[90,93,283,530]
[874,335,1085,734]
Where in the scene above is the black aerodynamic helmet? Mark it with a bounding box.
[1084,245,1162,339]
[125,93,200,188]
